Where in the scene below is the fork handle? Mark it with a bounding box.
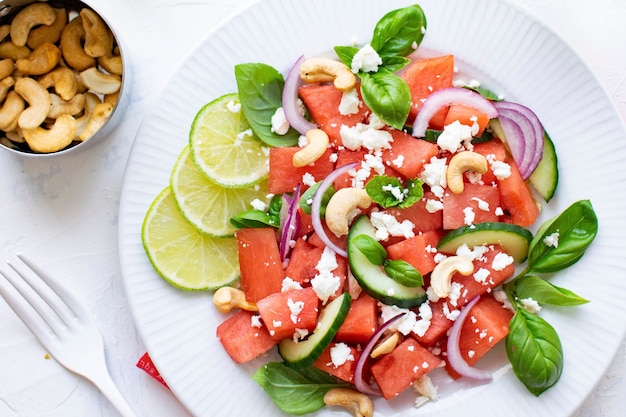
[89,372,139,417]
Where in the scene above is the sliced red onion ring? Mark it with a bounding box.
[354,312,407,396]
[412,87,498,138]
[494,101,544,179]
[279,183,301,261]
[282,55,318,135]
[310,162,358,258]
[446,296,493,381]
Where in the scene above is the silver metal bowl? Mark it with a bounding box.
[0,0,130,157]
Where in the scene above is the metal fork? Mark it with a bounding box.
[0,254,138,417]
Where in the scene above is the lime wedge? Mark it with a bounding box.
[189,93,269,188]
[171,145,270,237]
[142,187,240,291]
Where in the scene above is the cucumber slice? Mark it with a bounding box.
[529,133,558,202]
[437,222,533,263]
[348,216,427,308]
[278,292,351,369]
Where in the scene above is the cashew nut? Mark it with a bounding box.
[213,287,258,314]
[0,91,25,131]
[78,101,112,141]
[80,8,113,58]
[9,3,56,47]
[27,7,67,49]
[60,16,95,71]
[430,256,474,298]
[38,66,78,100]
[370,331,400,359]
[98,53,123,76]
[0,76,15,102]
[0,25,10,42]
[325,188,372,237]
[0,42,31,60]
[22,113,76,153]
[293,128,329,167]
[74,91,100,139]
[15,41,62,75]
[48,93,85,119]
[5,130,24,144]
[323,388,374,417]
[0,59,14,80]
[300,57,356,92]
[14,76,51,129]
[79,66,121,95]
[446,151,488,194]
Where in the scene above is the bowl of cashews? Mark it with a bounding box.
[0,0,128,156]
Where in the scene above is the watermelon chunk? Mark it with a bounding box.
[268,147,336,195]
[216,310,276,363]
[313,342,361,383]
[256,287,320,341]
[442,183,501,230]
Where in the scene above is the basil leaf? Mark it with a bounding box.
[268,194,283,219]
[463,85,502,101]
[365,175,423,209]
[381,55,411,73]
[510,275,589,307]
[527,200,598,274]
[230,209,278,229]
[299,181,335,216]
[360,70,411,130]
[334,45,358,68]
[398,178,424,209]
[253,362,348,415]
[234,63,300,147]
[352,234,387,265]
[506,309,563,396]
[384,259,423,287]
[371,4,427,57]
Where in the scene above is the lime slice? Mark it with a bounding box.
[142,187,240,291]
[189,93,269,188]
[171,145,270,237]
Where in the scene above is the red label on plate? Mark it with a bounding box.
[136,352,169,389]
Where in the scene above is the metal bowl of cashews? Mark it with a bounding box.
[0,0,129,156]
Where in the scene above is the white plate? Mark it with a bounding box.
[118,0,626,416]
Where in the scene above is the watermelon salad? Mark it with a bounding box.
[149,4,599,416]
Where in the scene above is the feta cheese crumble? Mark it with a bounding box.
[339,88,361,115]
[543,232,560,248]
[351,43,382,73]
[270,107,290,135]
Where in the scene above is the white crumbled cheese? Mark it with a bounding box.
[492,252,514,271]
[293,328,309,343]
[413,301,433,337]
[425,199,444,213]
[495,207,504,216]
[544,232,560,248]
[382,183,406,202]
[419,157,448,198]
[350,151,387,188]
[456,243,489,261]
[486,154,512,180]
[235,128,254,145]
[339,88,361,115]
[281,277,303,292]
[426,285,440,303]
[298,134,308,147]
[250,198,268,211]
[340,121,394,151]
[442,302,460,321]
[302,172,316,186]
[272,320,283,328]
[448,282,463,307]
[521,297,542,313]
[329,153,338,163]
[270,107,290,135]
[311,247,341,303]
[493,290,515,312]
[226,100,241,113]
[437,120,475,153]
[351,43,382,73]
[369,211,415,241]
[329,342,355,367]
[471,197,490,212]
[473,268,491,284]
[391,154,404,169]
[288,298,305,324]
[250,315,263,328]
[413,375,438,408]
[463,207,476,226]
[467,350,476,359]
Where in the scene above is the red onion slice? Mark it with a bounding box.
[412,87,498,138]
[279,184,301,261]
[354,312,407,396]
[494,101,544,179]
[446,296,493,381]
[282,55,318,135]
[310,162,358,258]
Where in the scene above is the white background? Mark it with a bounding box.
[0,0,624,416]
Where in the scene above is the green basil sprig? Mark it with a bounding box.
[234,63,300,147]
[230,194,282,229]
[365,175,423,209]
[334,4,427,129]
[253,362,349,415]
[503,199,598,396]
[352,233,423,287]
[299,181,335,216]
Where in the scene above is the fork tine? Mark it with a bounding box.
[0,268,57,341]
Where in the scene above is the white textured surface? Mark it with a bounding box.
[0,0,624,416]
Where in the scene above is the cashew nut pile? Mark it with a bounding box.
[0,2,122,153]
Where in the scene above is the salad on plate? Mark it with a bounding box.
[140,4,598,416]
